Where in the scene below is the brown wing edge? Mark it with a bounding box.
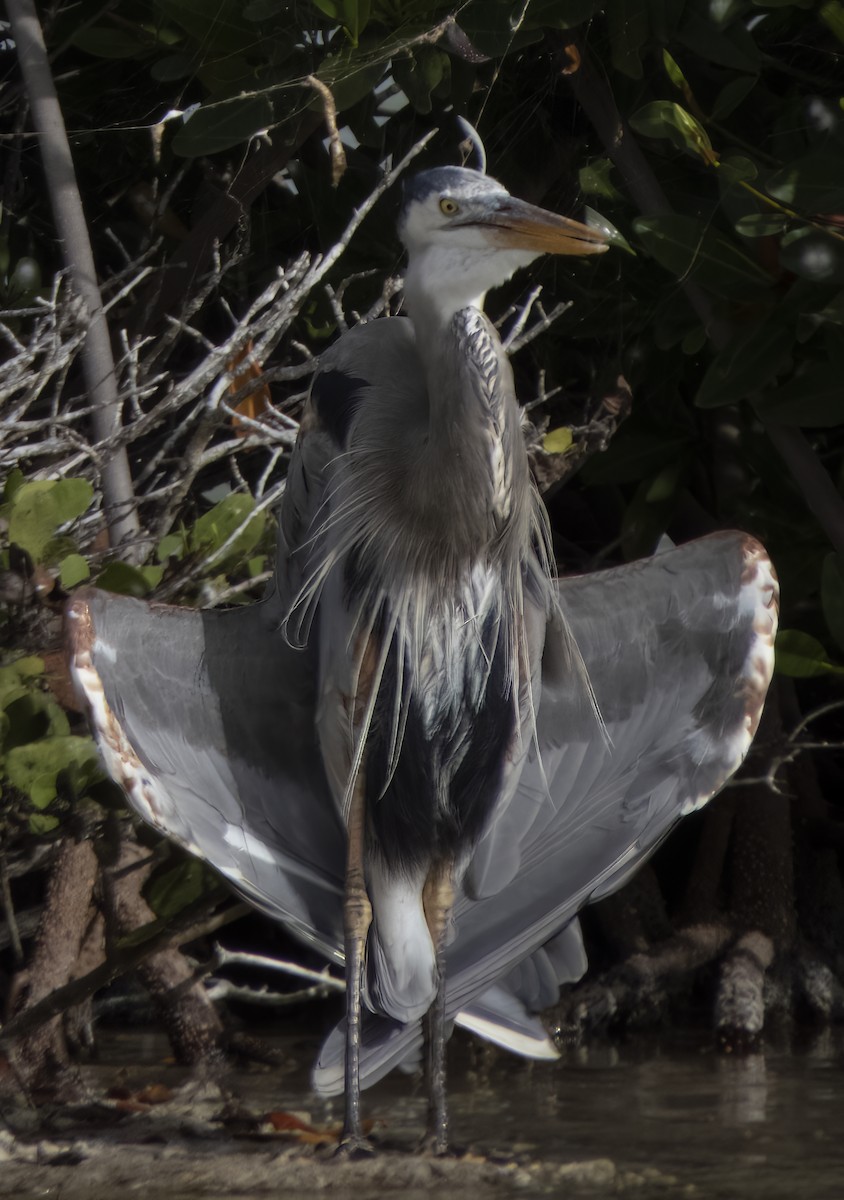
[683,532,779,815]
[65,590,207,857]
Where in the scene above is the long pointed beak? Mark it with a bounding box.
[480,197,608,257]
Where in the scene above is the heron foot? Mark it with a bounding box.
[334,1132,375,1159]
[416,1129,450,1157]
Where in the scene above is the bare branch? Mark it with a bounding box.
[306,74,347,186]
[6,0,139,550]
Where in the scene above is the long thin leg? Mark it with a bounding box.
[340,771,372,1154]
[422,868,454,1155]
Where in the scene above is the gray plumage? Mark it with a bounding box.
[68,166,778,1149]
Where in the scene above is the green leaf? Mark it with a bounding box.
[711,75,757,120]
[525,0,602,25]
[29,813,59,835]
[393,46,448,114]
[820,0,844,47]
[157,532,187,562]
[146,857,211,918]
[59,553,91,589]
[734,213,790,238]
[2,692,69,753]
[244,0,281,16]
[775,630,844,677]
[822,553,844,654]
[345,0,372,45]
[5,736,102,806]
[681,325,707,355]
[644,459,684,502]
[155,0,253,52]
[662,49,688,92]
[717,155,758,186]
[755,363,844,427]
[765,150,844,212]
[459,0,544,55]
[816,290,844,326]
[578,159,621,201]
[190,494,266,567]
[150,53,195,82]
[315,49,387,113]
[4,479,93,562]
[196,53,257,97]
[0,658,44,706]
[695,320,795,408]
[542,427,573,454]
[630,100,718,164]
[172,96,273,157]
[582,429,694,485]
[582,207,634,254]
[96,562,163,597]
[310,0,341,18]
[72,26,151,58]
[633,214,774,300]
[0,668,31,716]
[3,468,25,503]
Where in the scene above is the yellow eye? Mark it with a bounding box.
[439,197,459,216]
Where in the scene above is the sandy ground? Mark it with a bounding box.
[0,1083,685,1200]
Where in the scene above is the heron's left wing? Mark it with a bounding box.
[452,532,777,997]
[67,586,346,962]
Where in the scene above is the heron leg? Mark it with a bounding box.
[339,771,373,1156]
[421,866,454,1155]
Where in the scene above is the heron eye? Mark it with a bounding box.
[439,197,459,216]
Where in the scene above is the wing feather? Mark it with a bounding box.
[67,585,346,963]
[67,315,777,1097]
[313,531,778,1092]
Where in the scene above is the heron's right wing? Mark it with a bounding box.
[67,586,346,963]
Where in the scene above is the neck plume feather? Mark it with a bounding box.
[283,309,563,819]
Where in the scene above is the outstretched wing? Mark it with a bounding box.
[68,320,423,963]
[67,585,346,963]
[313,531,778,1092]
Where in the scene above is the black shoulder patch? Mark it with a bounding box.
[312,369,368,447]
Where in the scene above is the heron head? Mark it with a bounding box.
[399,166,607,324]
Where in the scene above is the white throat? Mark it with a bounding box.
[403,242,539,333]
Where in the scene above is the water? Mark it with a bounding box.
[84,1026,844,1198]
[451,1037,842,1198]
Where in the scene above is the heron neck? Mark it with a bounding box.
[404,289,487,354]
[409,300,526,550]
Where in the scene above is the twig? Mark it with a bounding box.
[507,300,573,354]
[297,129,438,296]
[0,857,23,963]
[210,944,345,990]
[204,978,330,1008]
[729,698,844,793]
[502,285,543,348]
[306,74,346,186]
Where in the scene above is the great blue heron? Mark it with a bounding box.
[68,165,778,1155]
